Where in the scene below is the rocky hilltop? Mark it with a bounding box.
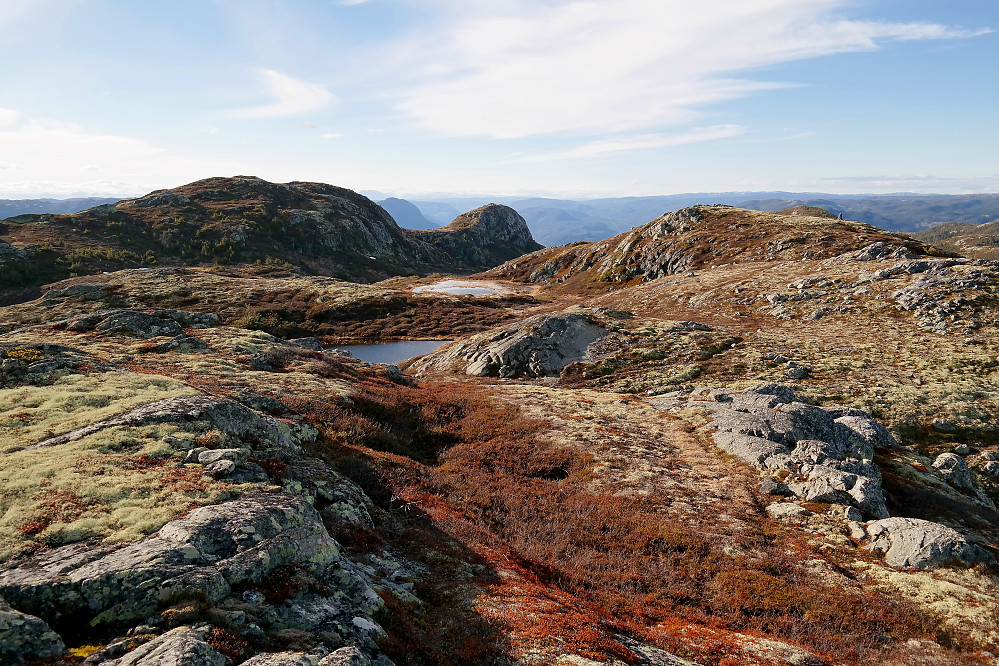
[485,204,942,287]
[916,220,999,261]
[2,200,999,666]
[412,204,542,269]
[0,177,542,304]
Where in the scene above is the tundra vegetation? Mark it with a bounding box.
[1,180,998,666]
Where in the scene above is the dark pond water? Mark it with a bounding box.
[333,340,452,364]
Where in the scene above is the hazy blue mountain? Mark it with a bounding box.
[377,197,440,230]
[411,201,463,227]
[0,197,122,218]
[408,192,999,246]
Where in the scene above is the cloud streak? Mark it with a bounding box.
[395,0,987,139]
[512,125,746,163]
[232,69,335,119]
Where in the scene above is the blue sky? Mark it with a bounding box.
[0,0,995,198]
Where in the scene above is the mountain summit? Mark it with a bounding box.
[0,176,543,302]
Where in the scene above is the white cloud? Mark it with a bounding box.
[321,132,343,139]
[396,0,987,139]
[231,69,335,119]
[0,108,246,197]
[512,125,745,163]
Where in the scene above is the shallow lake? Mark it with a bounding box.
[333,340,452,364]
[412,280,500,295]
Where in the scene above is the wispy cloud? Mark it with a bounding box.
[817,174,999,193]
[512,125,745,163]
[232,69,335,119]
[0,108,245,197]
[395,0,988,139]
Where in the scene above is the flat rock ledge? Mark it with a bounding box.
[409,309,609,378]
[650,383,893,519]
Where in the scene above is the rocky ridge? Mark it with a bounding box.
[2,199,999,665]
[0,177,543,301]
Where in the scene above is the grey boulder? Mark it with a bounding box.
[411,310,610,378]
[0,595,67,666]
[932,453,974,490]
[862,517,996,570]
[94,626,229,666]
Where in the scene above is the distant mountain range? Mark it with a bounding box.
[0,197,121,218]
[7,190,999,248]
[404,192,999,246]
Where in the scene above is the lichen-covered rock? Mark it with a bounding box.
[242,651,319,666]
[851,242,920,262]
[933,452,974,490]
[317,646,371,666]
[30,394,315,454]
[93,626,229,666]
[862,517,996,570]
[652,384,892,518]
[766,503,812,519]
[0,595,67,665]
[411,310,609,378]
[0,494,356,630]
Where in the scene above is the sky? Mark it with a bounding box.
[0,0,996,199]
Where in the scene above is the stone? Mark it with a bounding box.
[852,242,920,262]
[933,453,973,489]
[863,517,996,569]
[411,310,609,378]
[766,503,813,519]
[204,459,237,477]
[827,504,863,521]
[981,461,999,478]
[288,338,324,351]
[759,477,794,497]
[242,652,320,666]
[93,310,187,338]
[198,448,251,467]
[318,646,371,666]
[0,596,67,665]
[932,418,957,433]
[98,626,229,666]
[954,444,972,456]
[785,364,808,379]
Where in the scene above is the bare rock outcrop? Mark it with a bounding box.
[30,394,315,455]
[94,626,229,666]
[651,384,893,518]
[859,517,995,570]
[410,310,609,378]
[0,495,365,628]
